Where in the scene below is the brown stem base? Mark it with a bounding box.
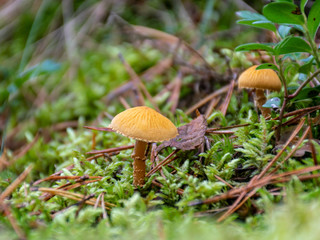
[132,140,148,187]
[133,159,146,186]
[255,89,270,118]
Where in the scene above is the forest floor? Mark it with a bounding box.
[1,1,320,239]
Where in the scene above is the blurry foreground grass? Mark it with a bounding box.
[2,194,320,240]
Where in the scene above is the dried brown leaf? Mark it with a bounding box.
[155,115,207,153]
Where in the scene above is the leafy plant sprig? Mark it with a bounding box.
[235,0,320,140]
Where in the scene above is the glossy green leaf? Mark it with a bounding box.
[237,20,277,32]
[235,43,274,53]
[263,2,304,25]
[274,36,312,54]
[262,97,281,108]
[236,11,276,32]
[300,0,308,12]
[237,11,270,21]
[278,25,292,38]
[307,0,320,40]
[292,85,320,100]
[299,56,314,74]
[256,63,279,72]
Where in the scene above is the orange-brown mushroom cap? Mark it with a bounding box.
[109,106,178,142]
[238,65,282,91]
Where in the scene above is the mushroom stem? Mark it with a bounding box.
[131,140,148,186]
[255,89,270,118]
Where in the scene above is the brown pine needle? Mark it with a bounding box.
[152,179,184,195]
[38,188,115,208]
[1,204,26,240]
[269,125,311,175]
[13,133,39,160]
[190,164,320,207]
[217,175,258,222]
[207,130,234,135]
[308,121,318,166]
[186,84,231,115]
[83,126,114,132]
[273,105,320,120]
[214,175,233,189]
[257,118,305,179]
[104,58,172,103]
[41,179,101,201]
[33,165,75,185]
[205,97,221,119]
[0,165,33,203]
[86,145,134,155]
[214,119,309,221]
[169,71,183,113]
[86,151,120,161]
[146,150,179,177]
[94,193,103,209]
[119,53,161,111]
[119,96,131,109]
[220,79,235,116]
[206,123,250,132]
[34,175,102,183]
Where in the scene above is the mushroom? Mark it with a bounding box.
[238,65,282,118]
[109,106,178,186]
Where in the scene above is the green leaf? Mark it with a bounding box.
[278,25,292,38]
[300,0,308,12]
[292,86,320,100]
[263,97,281,108]
[263,2,304,25]
[299,56,314,74]
[307,0,320,40]
[274,36,312,54]
[235,43,274,53]
[237,20,277,32]
[256,63,279,72]
[236,11,276,32]
[237,11,269,21]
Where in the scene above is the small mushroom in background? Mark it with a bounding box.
[109,106,178,187]
[238,65,282,118]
